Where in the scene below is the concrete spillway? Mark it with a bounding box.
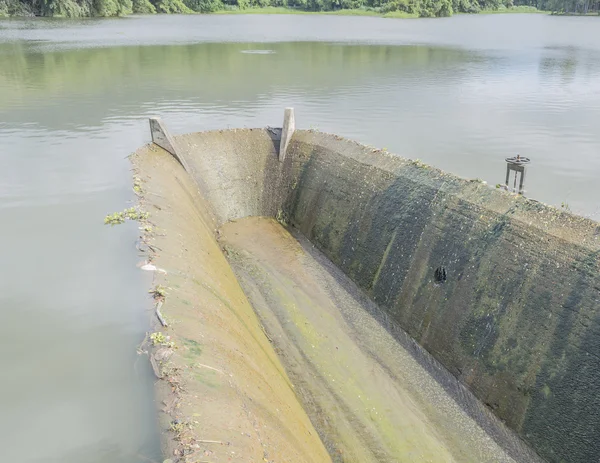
[132,118,600,463]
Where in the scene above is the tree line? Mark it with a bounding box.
[531,0,600,13]
[1,0,597,21]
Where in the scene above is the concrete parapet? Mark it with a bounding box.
[279,108,295,162]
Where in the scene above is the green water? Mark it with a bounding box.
[1,13,599,463]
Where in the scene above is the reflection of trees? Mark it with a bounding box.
[0,41,476,111]
[538,50,578,83]
[538,48,600,84]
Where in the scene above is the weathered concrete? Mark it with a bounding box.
[174,128,304,224]
[131,144,331,463]
[220,216,542,463]
[279,107,295,162]
[149,117,189,171]
[137,125,599,463]
[283,131,600,463]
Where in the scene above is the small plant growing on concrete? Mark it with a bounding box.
[169,418,194,436]
[104,206,149,225]
[133,177,143,194]
[150,331,176,348]
[124,206,149,221]
[104,211,126,225]
[411,159,428,168]
[276,209,289,227]
[150,284,167,299]
[150,331,167,346]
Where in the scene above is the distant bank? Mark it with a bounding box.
[5,0,581,20]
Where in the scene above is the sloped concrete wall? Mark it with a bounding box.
[168,127,599,463]
[284,131,600,463]
[175,129,305,225]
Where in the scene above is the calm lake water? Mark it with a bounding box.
[1,13,599,463]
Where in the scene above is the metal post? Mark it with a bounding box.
[504,154,530,195]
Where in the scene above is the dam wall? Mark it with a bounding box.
[160,124,600,463]
[176,128,304,225]
[284,131,600,463]
[131,142,332,462]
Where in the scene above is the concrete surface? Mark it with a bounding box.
[279,107,296,162]
[220,216,542,463]
[149,117,189,171]
[137,126,600,463]
[285,131,600,463]
[131,144,331,463]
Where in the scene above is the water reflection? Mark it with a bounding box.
[3,38,598,216]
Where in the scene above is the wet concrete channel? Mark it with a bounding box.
[220,216,542,463]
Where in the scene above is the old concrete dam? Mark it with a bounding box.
[133,111,600,463]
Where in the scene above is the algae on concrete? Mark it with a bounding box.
[131,143,332,463]
[284,130,600,463]
[135,126,599,463]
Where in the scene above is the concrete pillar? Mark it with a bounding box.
[149,117,189,171]
[279,108,295,162]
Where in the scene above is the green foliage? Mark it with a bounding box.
[452,0,480,11]
[150,331,167,345]
[0,0,33,15]
[184,0,222,12]
[133,177,144,194]
[132,0,156,11]
[418,0,453,18]
[4,0,595,22]
[154,0,191,12]
[150,330,176,347]
[104,206,149,225]
[4,0,137,16]
[43,0,87,16]
[150,284,168,298]
[380,0,412,13]
[94,0,132,15]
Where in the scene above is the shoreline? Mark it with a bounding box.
[1,5,553,19]
[212,7,419,18]
[214,5,546,16]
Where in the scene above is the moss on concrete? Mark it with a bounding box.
[144,127,599,463]
[131,142,331,463]
[283,131,600,463]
